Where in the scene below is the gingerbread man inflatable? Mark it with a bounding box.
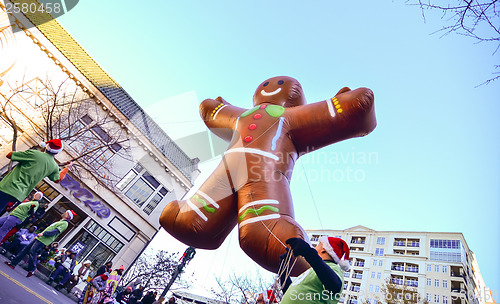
[160,76,376,276]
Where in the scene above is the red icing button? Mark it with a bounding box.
[244,136,253,142]
[259,104,267,109]
[248,124,257,130]
[253,113,262,119]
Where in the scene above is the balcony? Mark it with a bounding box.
[391,266,405,271]
[392,278,404,285]
[407,242,420,247]
[394,241,406,246]
[350,286,361,292]
[354,262,365,267]
[352,273,363,280]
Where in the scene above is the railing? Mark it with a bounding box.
[351,240,365,244]
[392,279,403,285]
[350,287,361,292]
[391,266,404,271]
[352,274,363,279]
[394,241,406,246]
[406,267,419,273]
[407,242,420,247]
[354,262,365,267]
[405,281,418,287]
[451,288,466,294]
[344,272,350,278]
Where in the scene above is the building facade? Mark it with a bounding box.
[307,226,489,304]
[0,2,199,270]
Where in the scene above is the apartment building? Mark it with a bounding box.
[307,226,490,304]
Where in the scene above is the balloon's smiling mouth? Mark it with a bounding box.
[260,88,281,96]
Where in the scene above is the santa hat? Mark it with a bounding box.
[65,210,77,220]
[119,265,125,271]
[319,236,350,271]
[40,139,63,154]
[34,191,44,200]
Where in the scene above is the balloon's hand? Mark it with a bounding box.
[286,237,316,258]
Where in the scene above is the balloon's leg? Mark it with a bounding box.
[160,162,238,250]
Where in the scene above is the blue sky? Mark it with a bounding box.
[58,0,499,294]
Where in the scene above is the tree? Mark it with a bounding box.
[368,278,429,304]
[119,249,191,293]
[1,76,132,188]
[211,270,276,304]
[406,0,500,84]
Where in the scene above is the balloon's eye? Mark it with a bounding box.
[278,80,284,85]
[263,82,269,87]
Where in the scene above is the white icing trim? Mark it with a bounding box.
[186,199,208,221]
[238,199,279,214]
[239,214,280,227]
[260,88,281,96]
[196,190,219,209]
[224,147,279,161]
[213,105,227,120]
[234,117,240,129]
[326,99,336,117]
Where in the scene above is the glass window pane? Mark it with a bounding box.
[117,171,137,191]
[125,178,154,207]
[142,171,160,189]
[159,187,168,196]
[133,163,144,173]
[144,193,162,215]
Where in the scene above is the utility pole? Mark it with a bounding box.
[159,246,196,303]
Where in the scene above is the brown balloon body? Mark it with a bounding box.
[160,76,376,276]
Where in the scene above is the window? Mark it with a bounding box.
[375,248,384,256]
[373,259,377,266]
[377,237,385,245]
[427,264,432,271]
[378,260,383,267]
[375,286,380,293]
[426,278,431,286]
[443,296,448,304]
[377,273,381,279]
[435,265,439,272]
[371,272,375,279]
[434,295,439,303]
[435,279,439,287]
[430,239,461,249]
[66,220,124,270]
[426,294,431,302]
[442,265,448,273]
[369,285,374,292]
[117,163,169,215]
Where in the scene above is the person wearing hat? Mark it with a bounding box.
[79,272,109,304]
[0,191,43,243]
[64,260,92,293]
[280,237,349,304]
[48,249,78,289]
[103,265,125,298]
[0,139,72,213]
[115,286,133,304]
[5,209,76,277]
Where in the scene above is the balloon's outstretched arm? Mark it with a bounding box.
[287,87,376,154]
[200,96,246,142]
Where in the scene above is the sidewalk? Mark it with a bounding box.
[0,250,79,303]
